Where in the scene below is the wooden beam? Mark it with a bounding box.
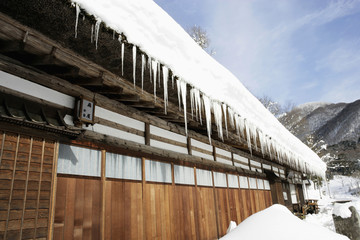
[93,86,123,95]
[114,94,140,102]
[52,67,80,79]
[0,40,24,53]
[74,77,104,86]
[128,101,156,108]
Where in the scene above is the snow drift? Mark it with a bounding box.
[221,204,348,240]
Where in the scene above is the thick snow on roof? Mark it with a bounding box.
[71,0,326,177]
[221,204,348,240]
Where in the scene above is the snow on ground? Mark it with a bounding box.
[304,175,360,233]
[220,204,348,240]
[222,175,360,239]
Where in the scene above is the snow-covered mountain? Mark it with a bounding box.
[279,99,360,175]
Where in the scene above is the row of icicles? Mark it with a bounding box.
[72,3,322,176]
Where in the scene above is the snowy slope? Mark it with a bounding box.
[71,0,325,176]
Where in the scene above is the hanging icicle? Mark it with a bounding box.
[190,88,195,120]
[258,130,265,157]
[94,18,101,50]
[176,79,181,111]
[112,30,115,40]
[157,63,161,88]
[162,66,169,114]
[74,4,80,38]
[244,119,252,155]
[228,108,235,130]
[179,81,188,135]
[171,74,175,89]
[203,95,212,144]
[141,54,145,92]
[222,104,228,138]
[132,46,136,87]
[91,24,94,43]
[190,88,202,123]
[148,57,152,83]
[152,60,158,102]
[250,123,258,152]
[213,102,224,140]
[121,43,124,76]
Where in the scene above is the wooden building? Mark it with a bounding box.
[0,0,325,239]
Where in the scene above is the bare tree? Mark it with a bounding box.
[258,95,282,116]
[188,25,215,56]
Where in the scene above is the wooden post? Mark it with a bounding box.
[19,138,33,239]
[0,132,5,166]
[212,170,220,239]
[193,167,201,240]
[145,123,150,145]
[187,137,192,155]
[34,139,45,239]
[4,134,20,240]
[141,157,146,240]
[47,141,59,240]
[100,150,106,240]
[213,146,217,162]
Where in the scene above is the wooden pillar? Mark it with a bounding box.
[145,123,150,145]
[141,157,146,240]
[187,137,192,155]
[47,141,59,240]
[212,170,220,239]
[193,167,201,240]
[100,150,106,240]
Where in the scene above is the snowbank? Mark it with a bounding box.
[221,204,348,240]
[71,0,326,177]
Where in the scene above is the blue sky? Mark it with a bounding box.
[154,0,360,106]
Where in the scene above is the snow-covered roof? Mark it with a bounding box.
[71,0,326,177]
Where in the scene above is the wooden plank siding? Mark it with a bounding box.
[54,177,272,240]
[0,131,56,239]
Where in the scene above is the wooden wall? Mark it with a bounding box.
[0,131,56,239]
[54,174,272,240]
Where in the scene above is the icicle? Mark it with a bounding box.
[158,63,161,88]
[244,119,252,155]
[203,95,212,143]
[74,4,80,38]
[171,74,175,89]
[162,66,169,114]
[190,88,202,123]
[234,115,241,140]
[179,81,188,135]
[148,57,152,83]
[222,104,228,138]
[91,24,94,43]
[228,108,235,130]
[141,54,145,92]
[152,60,158,102]
[121,43,124,76]
[94,18,101,50]
[250,124,258,152]
[176,79,181,110]
[190,88,195,120]
[132,46,136,87]
[195,90,202,123]
[113,30,115,39]
[258,130,265,157]
[213,102,223,140]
